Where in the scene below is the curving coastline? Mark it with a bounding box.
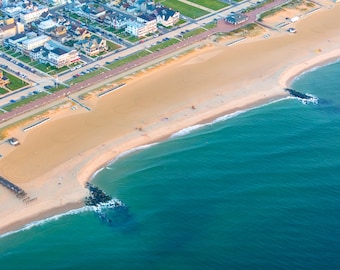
[0,3,340,235]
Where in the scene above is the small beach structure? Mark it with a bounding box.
[8,137,20,146]
[225,13,248,25]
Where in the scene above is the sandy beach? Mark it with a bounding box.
[0,2,339,234]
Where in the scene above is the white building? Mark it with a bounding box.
[19,6,49,24]
[21,35,51,53]
[125,14,157,37]
[38,19,57,32]
[47,47,80,68]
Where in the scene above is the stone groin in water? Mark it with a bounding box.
[85,183,131,228]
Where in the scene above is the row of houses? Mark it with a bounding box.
[69,2,180,37]
[5,33,81,68]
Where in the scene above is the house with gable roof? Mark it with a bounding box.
[74,36,107,56]
[103,12,130,29]
[154,7,180,27]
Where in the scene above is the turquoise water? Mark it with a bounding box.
[1,61,340,269]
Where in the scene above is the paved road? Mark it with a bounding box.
[0,0,289,124]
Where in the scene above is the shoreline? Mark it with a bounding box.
[0,2,339,236]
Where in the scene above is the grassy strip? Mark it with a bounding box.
[106,50,151,69]
[148,39,180,52]
[204,21,217,30]
[226,23,262,36]
[258,6,283,21]
[187,0,228,10]
[68,68,106,85]
[2,70,29,91]
[1,92,48,112]
[156,0,209,19]
[48,84,67,93]
[182,28,206,39]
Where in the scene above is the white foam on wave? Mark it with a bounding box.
[0,206,93,239]
[170,124,206,138]
[288,94,319,105]
[171,97,290,138]
[0,199,124,239]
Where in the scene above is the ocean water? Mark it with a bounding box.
[1,61,340,270]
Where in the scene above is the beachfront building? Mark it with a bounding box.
[154,7,180,27]
[74,36,107,56]
[0,22,25,45]
[21,35,51,55]
[0,70,10,88]
[47,47,80,68]
[19,5,49,24]
[125,14,157,37]
[225,13,248,25]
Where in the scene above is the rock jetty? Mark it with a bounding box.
[84,182,112,206]
[285,88,313,100]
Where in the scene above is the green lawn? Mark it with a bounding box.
[2,92,48,112]
[2,70,28,91]
[17,55,32,63]
[187,0,228,10]
[106,40,121,51]
[31,62,69,75]
[156,0,209,18]
[148,39,180,52]
[106,50,151,69]
[0,88,8,95]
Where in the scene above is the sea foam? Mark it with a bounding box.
[0,199,123,239]
[170,97,290,138]
[0,206,92,239]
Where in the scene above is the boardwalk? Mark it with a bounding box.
[0,175,26,198]
[0,0,289,124]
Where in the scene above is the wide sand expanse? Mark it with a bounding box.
[0,2,339,234]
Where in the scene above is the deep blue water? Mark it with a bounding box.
[1,61,340,270]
